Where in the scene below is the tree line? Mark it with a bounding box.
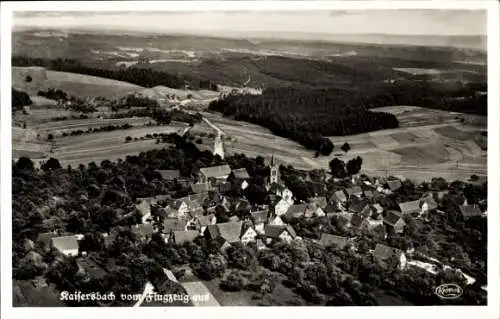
[208,87,400,154]
[12,56,218,91]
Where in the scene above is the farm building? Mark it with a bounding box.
[319,233,349,249]
[398,200,421,216]
[157,170,180,181]
[52,235,79,257]
[198,164,231,184]
[384,211,406,234]
[459,204,482,219]
[264,225,297,244]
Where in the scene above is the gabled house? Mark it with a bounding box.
[269,183,293,202]
[304,204,325,218]
[373,204,384,214]
[218,182,232,194]
[285,204,308,219]
[37,231,57,248]
[52,235,79,257]
[186,214,216,233]
[386,180,403,193]
[172,230,200,245]
[135,200,152,223]
[204,221,250,244]
[264,225,297,244]
[191,182,214,194]
[240,223,258,245]
[398,200,421,216]
[346,186,363,198]
[166,199,190,218]
[250,210,269,234]
[383,211,406,234]
[459,204,482,219]
[332,190,348,204]
[198,164,231,184]
[319,233,350,249]
[157,169,180,181]
[420,195,438,213]
[229,168,251,190]
[269,215,285,226]
[373,244,407,270]
[274,198,294,216]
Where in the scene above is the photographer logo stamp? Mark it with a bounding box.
[435,283,463,300]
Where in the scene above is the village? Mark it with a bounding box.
[31,149,486,306]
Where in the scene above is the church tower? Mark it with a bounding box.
[269,154,279,185]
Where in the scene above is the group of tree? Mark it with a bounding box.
[12,88,32,112]
[12,56,218,91]
[110,107,202,126]
[208,87,399,155]
[62,124,134,137]
[329,156,363,178]
[37,88,68,101]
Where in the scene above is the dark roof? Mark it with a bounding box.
[286,204,308,218]
[264,224,296,239]
[309,197,327,209]
[459,205,482,218]
[384,211,404,227]
[399,200,421,214]
[205,224,220,239]
[37,232,56,246]
[420,196,438,210]
[324,204,337,214]
[349,198,369,214]
[251,210,269,224]
[173,230,199,244]
[132,224,154,237]
[157,170,180,180]
[346,186,363,196]
[219,182,232,193]
[373,244,404,260]
[386,180,402,192]
[52,235,79,251]
[333,190,347,202]
[191,183,214,194]
[350,214,364,227]
[216,221,244,243]
[163,218,187,234]
[199,165,231,179]
[231,168,250,179]
[319,233,349,248]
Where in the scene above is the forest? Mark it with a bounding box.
[12,56,218,91]
[208,87,400,153]
[12,88,32,112]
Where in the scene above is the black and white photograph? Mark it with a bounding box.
[1,1,499,317]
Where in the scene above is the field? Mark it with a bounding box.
[12,66,143,99]
[197,106,487,183]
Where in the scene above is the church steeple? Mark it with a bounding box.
[269,154,279,185]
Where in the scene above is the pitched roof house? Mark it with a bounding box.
[198,164,231,183]
[459,205,482,219]
[250,210,269,225]
[264,225,297,244]
[157,169,180,181]
[230,168,250,180]
[285,204,308,219]
[373,244,407,270]
[217,221,244,243]
[37,232,57,247]
[346,186,363,198]
[383,211,406,234]
[399,200,421,216]
[420,195,438,212]
[332,190,348,203]
[386,180,403,192]
[319,233,349,249]
[52,235,79,257]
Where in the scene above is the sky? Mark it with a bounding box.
[13,10,486,37]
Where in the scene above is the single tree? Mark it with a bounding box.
[341,142,351,153]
